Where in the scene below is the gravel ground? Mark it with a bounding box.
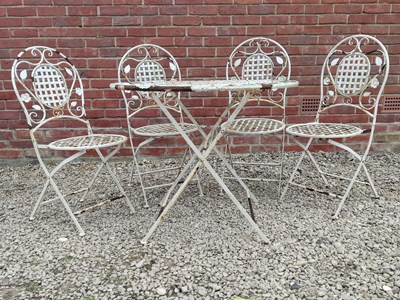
[1,152,400,300]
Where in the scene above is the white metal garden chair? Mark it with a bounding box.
[221,37,291,196]
[11,46,135,236]
[280,34,389,218]
[117,44,202,207]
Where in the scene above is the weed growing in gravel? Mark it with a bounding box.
[24,282,39,293]
[29,260,40,266]
[63,254,74,261]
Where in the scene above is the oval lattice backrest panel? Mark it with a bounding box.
[135,60,166,82]
[242,53,274,81]
[319,35,389,117]
[226,37,291,110]
[335,53,370,96]
[11,46,85,126]
[32,64,69,108]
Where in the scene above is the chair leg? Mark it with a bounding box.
[247,191,256,222]
[30,178,50,220]
[33,174,86,235]
[223,136,256,222]
[31,145,132,235]
[78,146,134,213]
[212,144,259,204]
[36,155,86,235]
[280,138,313,200]
[333,160,379,219]
[105,161,135,213]
[30,150,87,235]
[132,155,149,207]
[362,162,379,198]
[284,137,377,218]
[301,143,329,186]
[277,131,286,199]
[79,158,107,203]
[333,161,364,219]
[160,148,199,207]
[220,135,233,195]
[281,136,334,200]
[47,176,86,236]
[95,147,135,213]
[221,132,286,201]
[130,139,154,208]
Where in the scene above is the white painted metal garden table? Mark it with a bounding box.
[111,79,299,243]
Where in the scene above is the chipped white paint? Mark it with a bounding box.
[110,79,298,93]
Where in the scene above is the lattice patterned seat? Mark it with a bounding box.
[286,123,363,139]
[48,134,127,150]
[281,34,389,219]
[223,118,285,135]
[133,123,198,137]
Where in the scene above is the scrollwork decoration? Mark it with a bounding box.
[119,44,183,118]
[320,36,386,114]
[12,46,86,125]
[228,38,288,110]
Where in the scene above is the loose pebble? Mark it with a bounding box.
[1,152,400,299]
[156,287,167,296]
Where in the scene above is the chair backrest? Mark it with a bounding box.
[226,37,291,110]
[11,46,85,128]
[317,34,389,124]
[117,44,183,121]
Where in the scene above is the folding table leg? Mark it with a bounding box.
[177,92,260,204]
[187,144,204,198]
[158,125,260,221]
[142,157,269,244]
[143,91,269,243]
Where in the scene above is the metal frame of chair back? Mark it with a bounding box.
[117,44,202,207]
[221,37,291,196]
[11,46,135,236]
[280,34,389,218]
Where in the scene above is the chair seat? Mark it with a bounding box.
[222,118,285,135]
[286,122,363,139]
[133,123,198,137]
[48,134,127,150]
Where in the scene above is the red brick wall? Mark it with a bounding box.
[1,0,400,160]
